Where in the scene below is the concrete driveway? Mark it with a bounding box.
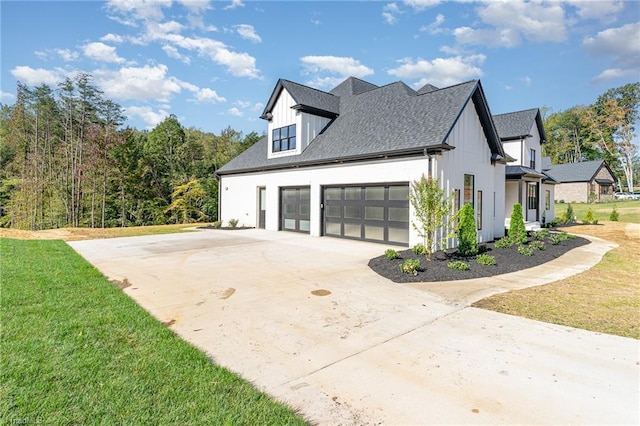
[69,229,639,425]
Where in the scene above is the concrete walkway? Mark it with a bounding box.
[69,229,639,425]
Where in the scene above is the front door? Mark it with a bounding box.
[258,187,266,229]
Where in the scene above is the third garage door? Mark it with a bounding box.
[323,183,410,245]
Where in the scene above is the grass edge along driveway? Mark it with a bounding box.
[0,238,307,425]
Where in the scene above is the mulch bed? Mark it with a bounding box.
[368,234,590,283]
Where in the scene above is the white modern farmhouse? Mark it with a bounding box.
[217,77,530,247]
[493,109,556,228]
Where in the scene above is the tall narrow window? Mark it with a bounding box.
[528,183,537,210]
[464,174,474,206]
[453,189,461,226]
[529,148,536,169]
[545,190,550,210]
[477,190,483,230]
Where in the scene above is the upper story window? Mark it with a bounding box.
[272,124,296,152]
[529,148,536,169]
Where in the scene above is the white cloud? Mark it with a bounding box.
[228,107,243,116]
[54,48,79,61]
[105,0,171,22]
[301,55,374,78]
[192,87,226,103]
[387,55,486,87]
[101,33,125,43]
[149,33,260,78]
[305,76,347,89]
[235,24,262,43]
[592,68,639,83]
[1,91,16,101]
[454,0,567,47]
[143,21,184,41]
[83,42,126,63]
[583,22,640,66]
[224,0,244,10]
[419,13,445,34]
[584,22,640,81]
[11,66,63,86]
[162,45,191,64]
[404,0,440,11]
[126,105,169,129]
[382,3,401,25]
[566,0,624,22]
[519,76,532,86]
[94,64,182,102]
[177,0,211,13]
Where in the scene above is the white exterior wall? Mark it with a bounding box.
[300,112,331,151]
[221,99,504,246]
[219,157,430,245]
[267,90,300,159]
[502,124,542,170]
[438,101,505,243]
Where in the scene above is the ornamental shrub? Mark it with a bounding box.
[228,218,239,228]
[400,259,421,275]
[476,254,496,266]
[518,244,534,256]
[610,206,619,221]
[385,249,400,260]
[583,208,598,225]
[530,240,546,251]
[457,203,477,256]
[494,237,514,248]
[411,243,428,256]
[448,260,470,271]
[508,203,527,244]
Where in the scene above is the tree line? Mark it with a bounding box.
[542,82,639,192]
[0,73,261,230]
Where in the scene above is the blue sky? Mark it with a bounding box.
[1,0,639,137]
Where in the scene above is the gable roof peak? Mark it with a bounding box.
[329,76,379,97]
[261,78,339,120]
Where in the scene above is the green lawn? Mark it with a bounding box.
[0,239,307,425]
[555,200,640,223]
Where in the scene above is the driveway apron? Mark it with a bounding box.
[69,229,639,425]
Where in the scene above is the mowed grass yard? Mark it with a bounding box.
[0,238,307,425]
[474,202,640,339]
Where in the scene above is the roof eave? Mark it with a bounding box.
[292,104,339,119]
[216,145,455,176]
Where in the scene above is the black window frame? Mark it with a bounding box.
[529,148,536,170]
[272,124,297,153]
[528,183,537,210]
[464,174,474,206]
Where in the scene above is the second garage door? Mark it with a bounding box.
[323,183,410,245]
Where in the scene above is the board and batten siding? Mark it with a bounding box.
[267,89,332,159]
[438,100,506,242]
[300,112,331,152]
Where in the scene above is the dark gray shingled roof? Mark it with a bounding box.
[219,78,505,175]
[329,77,378,97]
[417,83,439,94]
[506,165,546,179]
[544,160,611,183]
[260,79,339,119]
[493,108,547,143]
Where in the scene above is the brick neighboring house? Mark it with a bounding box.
[544,159,616,203]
